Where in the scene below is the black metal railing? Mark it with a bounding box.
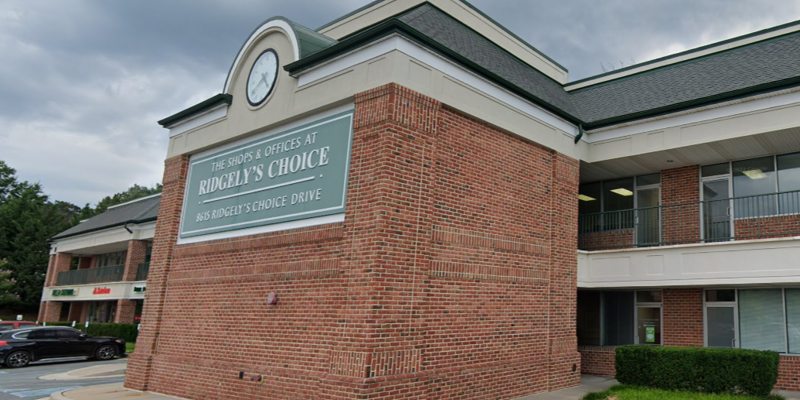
[56,265,125,286]
[578,189,800,251]
[136,262,150,281]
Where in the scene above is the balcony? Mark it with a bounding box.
[56,265,124,286]
[578,190,800,251]
[136,262,150,281]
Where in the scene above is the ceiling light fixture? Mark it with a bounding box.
[578,194,596,201]
[610,188,634,196]
[742,169,767,180]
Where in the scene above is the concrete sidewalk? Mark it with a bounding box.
[50,383,184,400]
[40,362,126,381]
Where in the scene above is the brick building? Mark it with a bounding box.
[40,194,158,324]
[115,0,800,398]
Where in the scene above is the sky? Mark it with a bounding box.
[1,0,799,207]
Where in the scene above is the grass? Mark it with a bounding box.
[582,385,785,400]
[126,342,135,354]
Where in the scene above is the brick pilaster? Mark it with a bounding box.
[115,299,137,324]
[125,154,188,391]
[663,288,704,347]
[40,302,62,323]
[68,302,84,322]
[661,165,700,245]
[45,252,72,287]
[122,240,149,281]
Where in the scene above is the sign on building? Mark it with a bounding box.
[179,111,354,239]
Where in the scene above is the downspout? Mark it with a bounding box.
[574,124,584,144]
[123,222,133,234]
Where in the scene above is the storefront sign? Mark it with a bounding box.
[179,111,354,239]
[52,289,76,297]
[645,326,655,343]
[93,287,111,295]
[133,286,146,293]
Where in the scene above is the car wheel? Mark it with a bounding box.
[95,345,117,361]
[5,351,31,368]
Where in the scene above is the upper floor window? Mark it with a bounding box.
[97,251,127,268]
[701,151,800,218]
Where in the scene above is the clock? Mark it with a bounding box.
[246,49,279,106]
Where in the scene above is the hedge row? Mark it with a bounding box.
[44,322,139,343]
[615,345,779,397]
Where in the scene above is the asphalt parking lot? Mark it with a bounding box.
[0,358,125,400]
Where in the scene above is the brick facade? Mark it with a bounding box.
[115,299,137,324]
[122,240,149,281]
[661,165,701,245]
[662,288,704,347]
[125,84,581,399]
[578,346,615,376]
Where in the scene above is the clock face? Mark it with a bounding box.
[246,49,279,106]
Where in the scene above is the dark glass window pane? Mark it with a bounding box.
[602,291,635,346]
[637,173,661,186]
[706,289,735,302]
[57,329,78,339]
[603,178,634,230]
[702,163,729,177]
[577,291,601,346]
[603,178,635,212]
[579,182,602,215]
[778,152,800,214]
[733,157,777,218]
[637,290,663,303]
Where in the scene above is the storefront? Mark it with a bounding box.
[118,0,800,399]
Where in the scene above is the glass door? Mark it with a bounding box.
[706,306,737,348]
[702,178,732,242]
[636,307,662,345]
[636,187,660,246]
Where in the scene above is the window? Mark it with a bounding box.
[11,331,31,339]
[705,288,800,354]
[98,251,127,268]
[28,330,57,340]
[778,153,800,215]
[56,329,80,339]
[702,151,800,218]
[577,290,662,346]
[578,174,661,232]
[738,289,785,352]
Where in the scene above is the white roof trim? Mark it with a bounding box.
[223,19,299,94]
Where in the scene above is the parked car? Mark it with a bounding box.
[0,321,40,331]
[0,327,125,368]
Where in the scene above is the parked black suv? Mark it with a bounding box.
[0,327,125,368]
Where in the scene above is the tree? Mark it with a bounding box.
[92,183,162,216]
[0,162,76,309]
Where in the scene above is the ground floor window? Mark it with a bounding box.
[705,288,800,354]
[87,301,117,323]
[578,290,662,346]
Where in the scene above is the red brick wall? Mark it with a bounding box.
[122,240,149,281]
[661,166,700,245]
[578,346,615,376]
[735,215,800,240]
[67,302,84,322]
[578,229,634,250]
[663,288,704,347]
[126,84,580,399]
[39,302,62,323]
[115,299,137,324]
[777,355,800,391]
[78,257,92,270]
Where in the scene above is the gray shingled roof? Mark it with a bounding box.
[571,32,800,125]
[51,195,161,240]
[299,4,800,129]
[397,5,578,117]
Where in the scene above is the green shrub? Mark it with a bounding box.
[615,345,779,397]
[44,322,139,343]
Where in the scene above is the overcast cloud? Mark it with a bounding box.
[1,0,798,206]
